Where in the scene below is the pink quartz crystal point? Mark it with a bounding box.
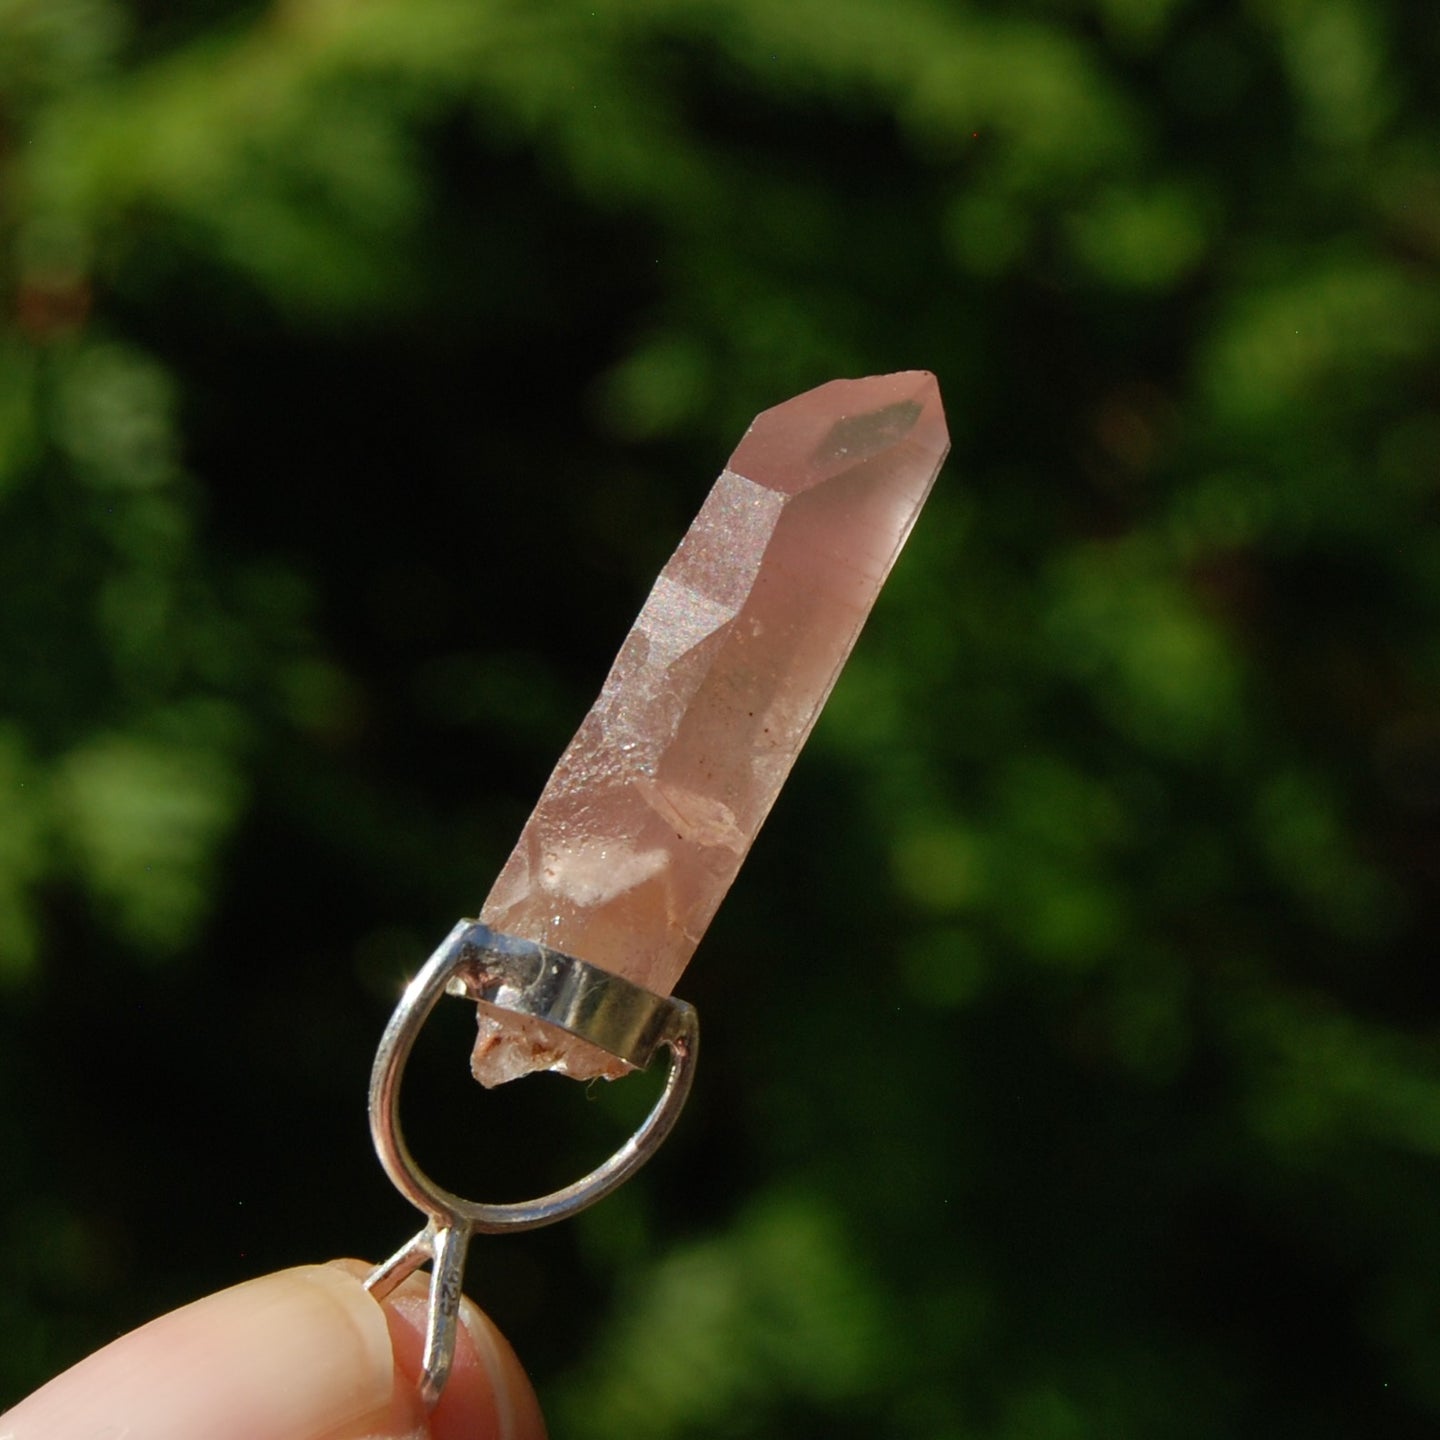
[473,371,949,1085]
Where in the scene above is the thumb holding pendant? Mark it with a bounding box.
[0,1259,546,1440]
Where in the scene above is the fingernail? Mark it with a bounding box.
[455,1298,548,1440]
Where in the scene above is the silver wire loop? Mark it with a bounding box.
[362,919,699,1409]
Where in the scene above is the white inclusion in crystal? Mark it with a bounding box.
[636,778,747,853]
[640,576,735,670]
[538,837,669,907]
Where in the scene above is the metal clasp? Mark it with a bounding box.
[362,920,698,1408]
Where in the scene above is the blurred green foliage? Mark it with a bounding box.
[2,0,1439,1434]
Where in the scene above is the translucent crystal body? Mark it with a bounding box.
[473,372,949,1084]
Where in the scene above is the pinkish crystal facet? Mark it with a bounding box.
[472,372,949,1085]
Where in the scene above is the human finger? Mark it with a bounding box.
[0,1260,546,1440]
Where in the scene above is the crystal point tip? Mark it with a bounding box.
[731,371,948,497]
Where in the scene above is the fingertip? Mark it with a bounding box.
[0,1263,396,1440]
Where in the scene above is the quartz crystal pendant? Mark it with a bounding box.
[472,371,949,1085]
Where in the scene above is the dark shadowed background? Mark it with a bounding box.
[3,0,1440,1434]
